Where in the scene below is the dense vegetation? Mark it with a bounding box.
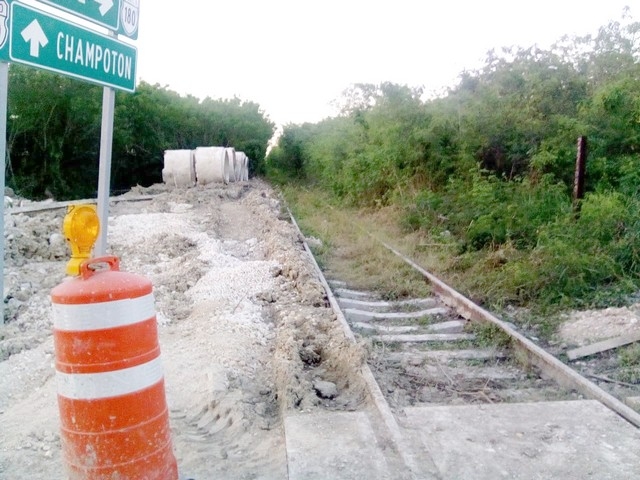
[267,13,640,311]
[7,69,274,199]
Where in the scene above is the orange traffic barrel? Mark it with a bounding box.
[50,256,178,479]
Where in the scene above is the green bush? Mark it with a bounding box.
[467,213,507,250]
[489,191,640,308]
[275,17,640,312]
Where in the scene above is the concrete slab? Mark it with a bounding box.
[285,411,395,480]
[334,288,377,300]
[425,319,466,333]
[338,297,438,311]
[355,320,465,335]
[387,349,506,364]
[345,307,449,322]
[401,400,640,479]
[373,333,475,343]
[625,396,640,412]
[567,331,640,360]
[353,322,420,333]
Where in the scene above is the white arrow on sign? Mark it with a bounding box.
[95,0,114,16]
[20,20,48,57]
[77,0,114,17]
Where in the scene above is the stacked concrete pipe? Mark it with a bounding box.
[225,147,238,182]
[236,151,248,182]
[244,156,250,181]
[194,146,231,184]
[234,150,242,182]
[162,149,196,187]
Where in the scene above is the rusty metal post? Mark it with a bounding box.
[573,136,587,213]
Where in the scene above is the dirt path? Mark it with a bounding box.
[0,180,368,479]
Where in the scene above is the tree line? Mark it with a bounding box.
[7,69,275,200]
[267,12,640,310]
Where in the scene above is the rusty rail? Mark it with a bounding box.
[379,240,640,428]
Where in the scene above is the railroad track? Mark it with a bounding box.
[309,226,640,427]
[330,281,571,409]
[378,240,640,425]
[287,209,640,479]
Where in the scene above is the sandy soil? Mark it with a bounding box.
[557,304,640,347]
[0,179,368,479]
[1,178,639,479]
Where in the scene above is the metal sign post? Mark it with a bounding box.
[0,61,7,324]
[0,0,140,260]
[0,1,139,277]
[95,82,115,256]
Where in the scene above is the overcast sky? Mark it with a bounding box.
[135,1,634,127]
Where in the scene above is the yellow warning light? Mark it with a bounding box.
[63,204,100,276]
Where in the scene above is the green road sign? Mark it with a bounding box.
[38,0,119,31]
[0,1,9,57]
[9,1,137,91]
[37,0,140,40]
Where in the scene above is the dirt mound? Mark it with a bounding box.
[0,179,368,479]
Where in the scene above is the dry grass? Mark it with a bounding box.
[283,187,432,299]
[281,185,513,312]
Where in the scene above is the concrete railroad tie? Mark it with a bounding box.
[345,307,449,323]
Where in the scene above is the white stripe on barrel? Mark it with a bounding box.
[57,357,165,400]
[52,293,155,331]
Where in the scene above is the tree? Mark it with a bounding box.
[8,71,275,199]
[8,65,102,198]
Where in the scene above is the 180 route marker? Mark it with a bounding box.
[37,0,139,39]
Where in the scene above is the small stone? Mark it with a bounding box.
[48,233,65,248]
[254,402,267,416]
[408,357,424,367]
[299,345,321,365]
[285,267,299,280]
[257,290,275,303]
[313,380,338,399]
[306,236,323,249]
[269,266,282,278]
[258,419,273,430]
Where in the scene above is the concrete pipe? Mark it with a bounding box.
[162,149,196,188]
[236,152,248,182]
[225,147,238,182]
[195,146,230,184]
[243,157,250,181]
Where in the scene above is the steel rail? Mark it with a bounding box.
[378,239,640,428]
[7,195,158,215]
[287,208,439,479]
